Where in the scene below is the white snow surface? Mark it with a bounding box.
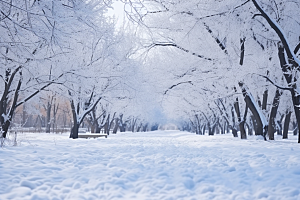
[1,131,300,200]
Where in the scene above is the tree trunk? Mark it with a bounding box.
[268,88,282,140]
[283,111,291,139]
[52,102,59,133]
[71,123,79,139]
[104,114,110,135]
[239,82,267,140]
[232,128,238,138]
[137,123,142,132]
[91,124,96,133]
[262,88,268,111]
[113,118,119,134]
[95,126,101,133]
[69,100,78,139]
[143,123,148,132]
[207,122,213,136]
[251,115,258,135]
[46,101,51,133]
[195,114,202,135]
[221,123,225,134]
[276,115,284,136]
[245,122,253,136]
[202,124,206,135]
[234,97,247,139]
[293,121,298,135]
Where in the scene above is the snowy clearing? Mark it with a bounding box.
[1,131,300,200]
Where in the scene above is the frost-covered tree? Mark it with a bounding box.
[124,0,300,141]
[0,0,97,138]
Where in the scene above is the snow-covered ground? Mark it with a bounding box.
[1,131,300,200]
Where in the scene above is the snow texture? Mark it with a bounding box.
[1,131,300,200]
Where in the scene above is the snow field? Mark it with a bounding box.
[0,131,300,200]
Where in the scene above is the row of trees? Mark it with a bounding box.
[0,0,163,140]
[124,0,300,142]
[1,0,300,143]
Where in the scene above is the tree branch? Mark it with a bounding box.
[150,42,213,61]
[255,73,291,91]
[252,0,300,67]
[164,81,193,95]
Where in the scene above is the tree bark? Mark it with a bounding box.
[52,102,59,133]
[276,115,284,136]
[293,121,298,135]
[239,82,267,140]
[142,123,148,132]
[245,122,253,136]
[268,88,282,140]
[234,97,247,139]
[202,124,206,135]
[113,118,119,134]
[283,111,292,139]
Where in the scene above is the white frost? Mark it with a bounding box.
[1,114,10,123]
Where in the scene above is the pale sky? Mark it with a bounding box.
[107,1,126,28]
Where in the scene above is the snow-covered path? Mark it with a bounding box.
[1,131,300,200]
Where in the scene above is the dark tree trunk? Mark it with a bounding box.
[195,114,202,135]
[226,122,230,134]
[232,128,238,138]
[276,115,284,136]
[202,124,206,135]
[120,124,126,132]
[262,88,268,111]
[119,114,126,132]
[142,123,148,132]
[95,126,101,133]
[137,123,142,132]
[239,82,267,140]
[107,112,115,135]
[230,106,238,138]
[268,88,282,140]
[234,97,247,139]
[71,123,79,139]
[46,101,52,133]
[212,122,218,135]
[283,111,292,139]
[131,118,137,132]
[208,122,213,136]
[245,122,253,136]
[69,100,78,139]
[104,114,110,135]
[293,121,298,135]
[104,122,108,134]
[52,102,59,133]
[113,118,119,134]
[251,115,258,135]
[220,123,226,135]
[91,124,96,133]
